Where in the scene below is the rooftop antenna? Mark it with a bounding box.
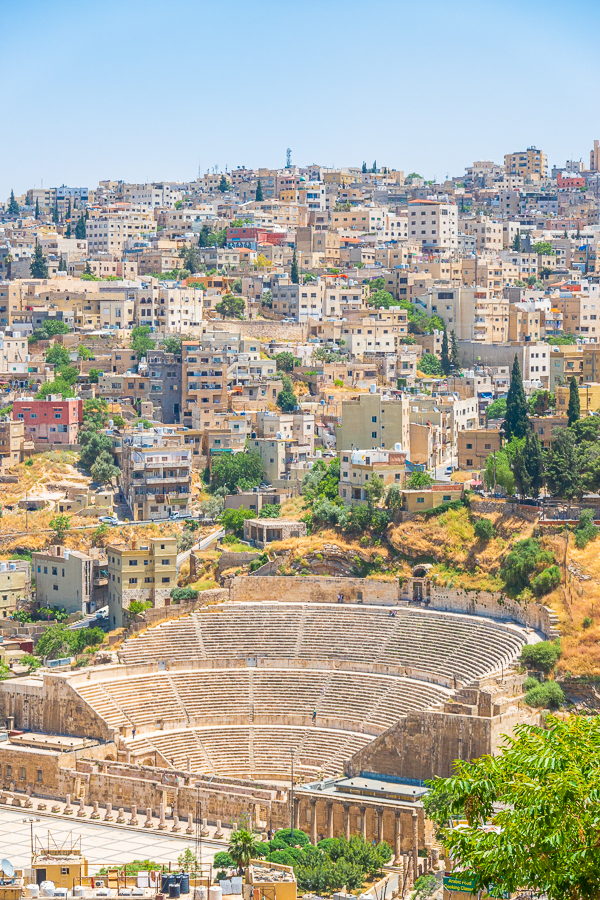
[286,148,292,169]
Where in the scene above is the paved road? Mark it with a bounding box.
[176,528,224,567]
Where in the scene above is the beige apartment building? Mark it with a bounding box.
[462,217,503,253]
[552,292,600,340]
[181,341,228,428]
[0,418,30,467]
[331,207,385,232]
[418,286,509,343]
[86,212,157,253]
[457,429,501,471]
[504,147,547,179]
[32,545,104,617]
[107,537,178,628]
[339,448,406,504]
[340,309,409,356]
[336,393,411,453]
[408,200,458,250]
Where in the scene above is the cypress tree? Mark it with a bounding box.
[35,198,39,219]
[66,199,71,220]
[441,327,451,376]
[52,201,59,224]
[291,250,299,284]
[7,190,19,215]
[255,179,263,202]
[524,432,545,499]
[512,444,531,498]
[30,242,49,279]
[567,375,580,426]
[66,223,71,238]
[362,162,367,174]
[84,261,93,276]
[450,329,460,369]
[503,355,529,441]
[75,215,86,239]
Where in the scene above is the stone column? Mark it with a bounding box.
[158,802,167,830]
[104,802,113,821]
[129,804,138,826]
[144,808,153,828]
[431,848,440,868]
[310,799,317,845]
[343,803,350,841]
[91,801,100,820]
[377,806,384,844]
[326,801,334,839]
[394,812,402,865]
[360,806,367,841]
[186,813,194,835]
[412,811,419,884]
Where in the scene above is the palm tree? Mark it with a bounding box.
[228,829,260,874]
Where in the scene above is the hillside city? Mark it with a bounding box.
[0,146,598,900]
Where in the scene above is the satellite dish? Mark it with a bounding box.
[2,860,14,877]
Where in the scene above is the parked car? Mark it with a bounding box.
[98,516,119,525]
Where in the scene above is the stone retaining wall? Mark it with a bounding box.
[230,575,399,605]
[423,585,559,639]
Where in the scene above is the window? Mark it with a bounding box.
[371,432,377,438]
[52,585,58,591]
[162,577,170,583]
[417,497,424,504]
[20,767,25,780]
[52,567,57,576]
[161,559,170,565]
[129,577,138,584]
[129,560,138,566]
[37,769,42,783]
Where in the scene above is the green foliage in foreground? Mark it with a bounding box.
[425,716,600,900]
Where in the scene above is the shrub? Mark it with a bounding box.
[170,587,199,602]
[259,504,281,518]
[333,379,344,388]
[24,458,33,467]
[583,616,594,629]
[530,565,561,597]
[502,539,555,593]
[523,676,540,691]
[474,518,495,541]
[520,640,561,675]
[213,852,234,869]
[218,506,254,536]
[128,600,150,616]
[524,681,565,709]
[574,509,599,549]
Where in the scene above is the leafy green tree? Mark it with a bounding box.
[177,849,201,878]
[30,242,49,279]
[36,378,76,399]
[131,325,155,359]
[290,250,299,284]
[77,345,92,360]
[528,389,555,416]
[503,356,529,440]
[364,473,385,508]
[228,829,260,872]
[231,277,243,294]
[7,190,19,215]
[49,514,71,542]
[502,538,555,593]
[275,351,295,373]
[406,471,434,489]
[548,333,577,345]
[82,398,109,429]
[530,564,561,597]
[255,179,264,201]
[545,428,584,499]
[485,397,507,422]
[218,507,255,535]
[567,375,580,426]
[520,640,562,675]
[179,246,201,274]
[441,327,451,376]
[46,344,71,369]
[90,451,120,484]
[160,335,183,356]
[511,442,530,498]
[210,450,265,493]
[424,715,600,900]
[277,375,297,412]
[532,241,555,256]
[215,293,245,319]
[218,175,230,193]
[418,353,442,376]
[79,431,114,470]
[367,289,395,309]
[301,457,340,502]
[75,216,86,239]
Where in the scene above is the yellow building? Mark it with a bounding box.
[107,536,178,628]
[504,147,547,179]
[555,382,600,416]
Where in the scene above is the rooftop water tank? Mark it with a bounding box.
[369,383,377,393]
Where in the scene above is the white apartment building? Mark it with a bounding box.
[408,200,458,250]
[463,217,504,253]
[383,213,409,242]
[86,213,157,253]
[125,183,183,208]
[135,286,204,331]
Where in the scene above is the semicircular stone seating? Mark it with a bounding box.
[72,601,527,781]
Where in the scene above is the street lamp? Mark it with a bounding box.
[290,749,295,839]
[23,817,39,862]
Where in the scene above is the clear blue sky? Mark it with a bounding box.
[2,0,600,200]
